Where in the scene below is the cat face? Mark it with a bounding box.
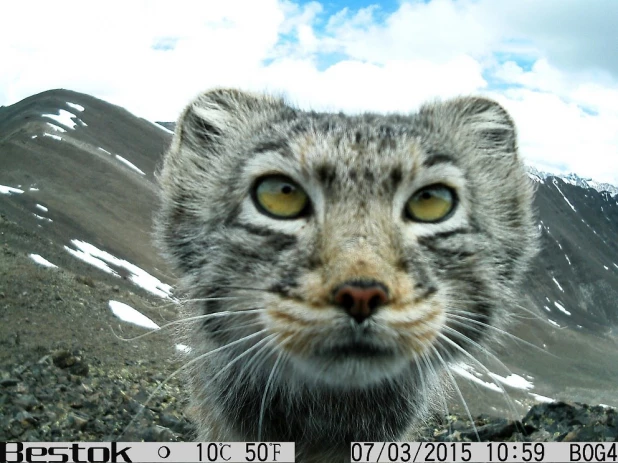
[156,89,538,390]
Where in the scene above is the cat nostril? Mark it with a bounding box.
[339,293,355,311]
[332,281,390,323]
[368,295,383,311]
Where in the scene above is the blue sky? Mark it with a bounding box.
[1,0,617,184]
[321,0,402,19]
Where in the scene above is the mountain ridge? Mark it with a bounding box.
[526,166,618,197]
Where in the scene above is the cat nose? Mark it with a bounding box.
[332,281,390,323]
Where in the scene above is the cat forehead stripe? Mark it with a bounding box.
[422,152,458,167]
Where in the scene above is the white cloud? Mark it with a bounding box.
[491,59,618,183]
[499,89,618,175]
[1,0,617,184]
[322,0,500,64]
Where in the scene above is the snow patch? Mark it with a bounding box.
[29,254,58,268]
[43,133,62,141]
[0,185,24,195]
[36,204,48,212]
[65,245,116,275]
[108,300,159,330]
[552,179,577,212]
[46,122,66,133]
[487,373,534,391]
[33,214,52,222]
[604,265,609,270]
[548,319,561,327]
[529,393,555,403]
[115,155,145,175]
[176,344,192,354]
[98,147,111,155]
[554,301,571,315]
[65,240,173,298]
[42,109,78,129]
[543,306,551,312]
[565,254,571,265]
[450,364,503,393]
[31,135,38,139]
[552,277,564,292]
[66,102,85,112]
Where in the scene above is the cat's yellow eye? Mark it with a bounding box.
[406,184,455,223]
[254,175,309,219]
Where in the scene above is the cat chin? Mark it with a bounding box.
[288,355,410,389]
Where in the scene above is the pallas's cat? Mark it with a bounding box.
[155,89,538,462]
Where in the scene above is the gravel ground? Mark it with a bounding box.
[2,346,617,445]
[0,348,192,443]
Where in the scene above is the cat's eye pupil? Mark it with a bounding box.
[282,185,292,194]
[420,191,432,200]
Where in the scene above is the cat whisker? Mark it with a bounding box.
[237,334,284,385]
[510,301,552,323]
[416,350,451,434]
[110,308,266,342]
[219,285,276,293]
[259,344,286,441]
[440,325,514,380]
[176,296,250,304]
[436,330,525,431]
[242,333,289,382]
[143,294,259,314]
[205,333,277,390]
[165,296,251,317]
[429,344,480,441]
[112,329,269,441]
[446,311,555,357]
[205,320,265,335]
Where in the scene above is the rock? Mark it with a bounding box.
[0,378,19,387]
[14,394,39,410]
[76,275,95,288]
[67,412,89,430]
[52,350,89,376]
[8,420,25,438]
[15,411,36,427]
[523,402,618,441]
[53,350,76,368]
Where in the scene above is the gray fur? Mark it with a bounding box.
[155,89,538,462]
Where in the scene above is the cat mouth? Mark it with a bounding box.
[322,341,394,359]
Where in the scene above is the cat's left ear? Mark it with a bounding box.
[427,96,518,155]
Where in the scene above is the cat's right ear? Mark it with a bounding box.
[443,96,518,156]
[177,88,284,151]
[420,96,518,158]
